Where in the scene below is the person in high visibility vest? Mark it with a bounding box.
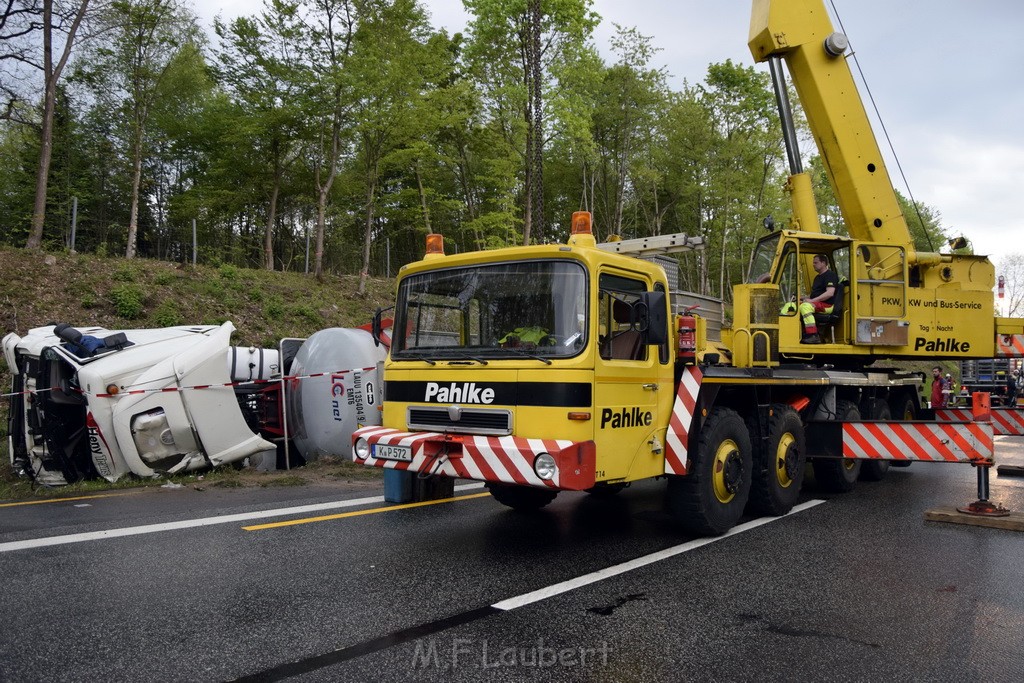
[798,254,837,344]
[499,326,551,348]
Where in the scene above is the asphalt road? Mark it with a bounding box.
[3,439,1024,682]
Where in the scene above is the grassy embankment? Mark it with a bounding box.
[0,246,392,501]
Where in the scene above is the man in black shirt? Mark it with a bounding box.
[798,254,837,344]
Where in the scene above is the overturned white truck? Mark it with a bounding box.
[2,322,385,486]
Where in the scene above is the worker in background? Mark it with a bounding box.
[799,254,837,344]
[930,366,947,408]
[1007,370,1018,407]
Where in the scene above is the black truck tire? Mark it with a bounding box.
[859,398,892,481]
[486,482,558,511]
[667,407,752,536]
[746,404,806,516]
[811,400,862,492]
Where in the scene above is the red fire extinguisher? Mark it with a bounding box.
[677,305,699,358]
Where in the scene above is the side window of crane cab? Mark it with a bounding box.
[777,248,798,315]
[598,274,647,361]
[832,247,850,283]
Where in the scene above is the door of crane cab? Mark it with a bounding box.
[749,233,854,346]
[850,242,909,346]
[594,271,672,483]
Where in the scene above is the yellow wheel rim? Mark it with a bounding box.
[775,433,796,488]
[713,438,741,503]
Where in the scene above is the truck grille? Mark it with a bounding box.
[407,407,513,436]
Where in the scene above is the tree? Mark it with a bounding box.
[274,0,358,280]
[75,0,201,258]
[698,60,786,299]
[588,24,667,237]
[997,253,1024,318]
[8,0,95,250]
[464,0,598,245]
[2,0,41,123]
[349,0,433,295]
[215,2,306,270]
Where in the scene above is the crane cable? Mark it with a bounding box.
[828,0,936,252]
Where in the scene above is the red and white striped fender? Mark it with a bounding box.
[936,407,1024,436]
[843,421,994,463]
[996,334,1024,357]
[664,365,703,476]
[352,426,596,490]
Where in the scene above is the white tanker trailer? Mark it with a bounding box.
[2,322,385,486]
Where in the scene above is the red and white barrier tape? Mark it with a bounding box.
[1,366,377,400]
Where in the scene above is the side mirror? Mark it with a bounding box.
[637,291,667,346]
[371,307,392,348]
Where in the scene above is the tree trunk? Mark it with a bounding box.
[265,156,282,270]
[313,103,343,281]
[27,88,56,250]
[26,0,90,250]
[125,127,144,259]
[357,163,378,296]
[415,160,432,234]
[529,0,543,244]
[314,187,327,280]
[523,120,533,245]
[455,145,482,248]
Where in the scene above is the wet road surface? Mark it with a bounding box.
[2,438,1024,682]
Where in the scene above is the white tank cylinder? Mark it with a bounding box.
[228,346,281,382]
[287,328,386,461]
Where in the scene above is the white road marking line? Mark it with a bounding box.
[73,504,92,508]
[0,483,485,553]
[491,499,827,611]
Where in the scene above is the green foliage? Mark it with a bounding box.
[110,284,145,319]
[218,263,239,280]
[112,264,138,282]
[289,303,323,327]
[264,296,285,320]
[151,299,181,327]
[153,271,175,286]
[0,0,954,304]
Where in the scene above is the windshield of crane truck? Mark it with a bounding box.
[748,234,780,283]
[392,260,588,360]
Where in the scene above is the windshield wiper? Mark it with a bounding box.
[394,352,436,365]
[446,355,489,365]
[504,347,553,365]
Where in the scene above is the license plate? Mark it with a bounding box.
[373,443,412,462]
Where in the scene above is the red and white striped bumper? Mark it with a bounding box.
[996,334,1024,357]
[665,365,702,475]
[936,408,1024,436]
[352,426,596,490]
[843,420,994,463]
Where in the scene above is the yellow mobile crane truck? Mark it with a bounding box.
[352,0,1024,535]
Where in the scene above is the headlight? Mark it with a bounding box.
[130,409,179,465]
[354,437,370,460]
[533,452,557,480]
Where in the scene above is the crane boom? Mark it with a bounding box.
[749,0,911,250]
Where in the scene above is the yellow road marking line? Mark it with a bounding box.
[0,493,127,508]
[242,492,492,531]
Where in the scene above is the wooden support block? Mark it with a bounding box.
[925,506,1024,532]
[997,465,1024,477]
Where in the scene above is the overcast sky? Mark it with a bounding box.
[196,0,1024,264]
